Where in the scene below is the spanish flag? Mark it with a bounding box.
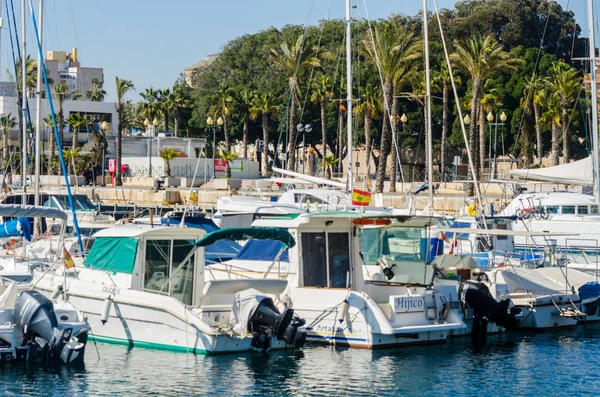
[64,248,75,269]
[352,189,371,206]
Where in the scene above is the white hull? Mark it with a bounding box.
[511,296,580,330]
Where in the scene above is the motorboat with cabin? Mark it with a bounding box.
[32,225,306,353]
[206,211,468,348]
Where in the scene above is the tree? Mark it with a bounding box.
[310,75,334,163]
[171,85,191,137]
[270,34,326,171]
[158,88,173,133]
[53,84,70,174]
[70,90,83,101]
[250,93,280,176]
[86,76,106,102]
[544,61,582,163]
[115,77,135,186]
[354,83,381,178]
[216,150,239,178]
[0,114,15,169]
[66,113,87,174]
[235,88,257,158]
[537,89,562,165]
[210,83,235,151]
[319,154,340,180]
[140,87,160,122]
[160,147,179,177]
[62,148,81,176]
[451,34,521,194]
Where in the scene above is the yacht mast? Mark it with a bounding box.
[34,0,43,232]
[21,0,27,204]
[345,0,353,193]
[588,0,600,201]
[423,0,433,209]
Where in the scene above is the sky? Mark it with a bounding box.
[0,0,591,102]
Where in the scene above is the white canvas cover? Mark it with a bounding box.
[508,156,593,186]
[229,288,268,337]
[0,282,18,310]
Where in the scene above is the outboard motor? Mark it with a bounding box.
[231,289,306,351]
[460,281,521,343]
[14,291,84,363]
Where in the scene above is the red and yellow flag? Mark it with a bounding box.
[352,189,371,206]
[64,248,75,269]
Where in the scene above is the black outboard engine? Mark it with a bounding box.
[247,297,306,351]
[460,280,521,343]
[14,291,83,363]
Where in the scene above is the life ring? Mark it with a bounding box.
[352,218,392,226]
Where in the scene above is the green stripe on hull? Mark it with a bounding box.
[89,334,208,354]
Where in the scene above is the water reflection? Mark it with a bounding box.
[2,327,600,396]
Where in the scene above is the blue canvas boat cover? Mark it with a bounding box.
[234,239,289,262]
[579,282,600,301]
[0,217,32,241]
[163,217,241,263]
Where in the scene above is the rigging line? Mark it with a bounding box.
[362,0,409,196]
[512,4,552,158]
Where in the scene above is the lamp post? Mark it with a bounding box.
[206,116,215,179]
[216,116,224,176]
[399,113,407,181]
[100,120,108,186]
[296,123,312,174]
[145,118,158,177]
[487,111,494,178]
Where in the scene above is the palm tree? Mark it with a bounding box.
[158,88,172,133]
[544,62,582,163]
[451,34,521,194]
[362,22,420,193]
[160,147,179,177]
[54,84,70,171]
[210,83,235,151]
[235,88,257,158]
[250,93,280,176]
[522,76,545,164]
[66,113,87,174]
[538,89,562,165]
[270,34,327,171]
[0,114,15,169]
[86,76,106,102]
[431,65,461,179]
[171,85,190,137]
[216,150,239,178]
[354,84,381,178]
[310,75,334,162]
[115,77,135,186]
[62,147,81,176]
[140,87,160,122]
[43,114,56,171]
[480,85,503,172]
[70,90,83,101]
[319,154,340,180]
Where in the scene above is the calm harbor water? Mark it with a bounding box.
[2,327,600,396]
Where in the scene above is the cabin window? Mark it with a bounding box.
[359,227,382,265]
[546,206,559,215]
[592,205,599,214]
[562,206,576,214]
[301,231,350,288]
[496,223,508,240]
[578,206,589,215]
[383,227,426,262]
[171,240,196,305]
[144,240,171,294]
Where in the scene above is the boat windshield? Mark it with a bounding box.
[360,226,428,264]
[46,195,97,211]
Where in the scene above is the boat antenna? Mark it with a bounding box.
[588,0,600,201]
[423,0,434,213]
[33,0,43,235]
[345,0,353,193]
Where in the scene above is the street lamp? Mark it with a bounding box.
[145,118,159,177]
[207,116,215,179]
[100,120,108,186]
[463,114,471,125]
[216,116,224,174]
[296,123,312,174]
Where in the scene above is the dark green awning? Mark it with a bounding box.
[84,237,139,274]
[195,227,296,249]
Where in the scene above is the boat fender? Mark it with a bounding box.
[101,297,113,325]
[49,285,64,300]
[340,299,349,324]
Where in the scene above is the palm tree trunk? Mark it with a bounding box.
[224,116,231,152]
[365,110,372,178]
[115,108,123,186]
[287,93,298,171]
[58,109,64,176]
[242,117,249,158]
[375,81,393,193]
[479,104,486,179]
[321,97,327,176]
[2,129,7,169]
[389,95,399,193]
[70,124,79,175]
[166,160,171,177]
[164,110,169,133]
[337,107,344,175]
[441,85,449,182]
[174,108,180,138]
[533,102,542,164]
[262,113,269,176]
[467,78,481,196]
[561,104,569,163]
[550,121,560,166]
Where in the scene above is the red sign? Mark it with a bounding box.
[214,159,227,173]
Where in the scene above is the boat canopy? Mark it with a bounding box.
[84,237,139,274]
[0,217,32,241]
[508,156,593,186]
[195,227,296,248]
[0,204,68,220]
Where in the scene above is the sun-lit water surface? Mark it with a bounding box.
[1,326,600,396]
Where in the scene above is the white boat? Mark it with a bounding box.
[207,211,467,348]
[33,225,306,354]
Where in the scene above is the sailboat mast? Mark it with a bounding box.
[21,0,27,204]
[345,0,353,193]
[423,0,433,207]
[34,0,43,210]
[589,0,600,202]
